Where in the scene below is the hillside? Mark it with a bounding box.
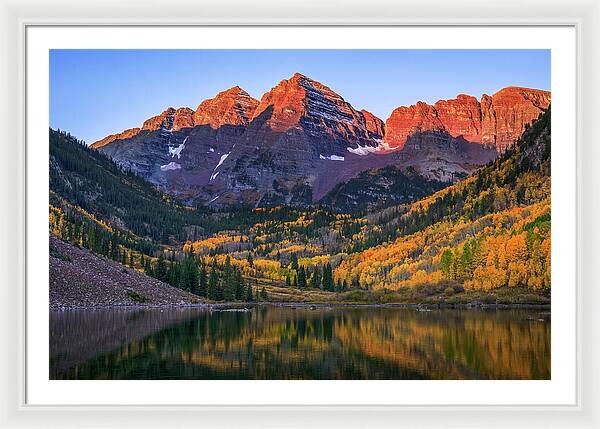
[320,166,448,213]
[49,234,203,308]
[50,129,278,245]
[48,108,551,305]
[334,108,551,293]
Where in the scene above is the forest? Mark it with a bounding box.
[49,108,551,304]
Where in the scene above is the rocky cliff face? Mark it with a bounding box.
[207,73,391,206]
[485,86,551,152]
[247,73,383,152]
[90,89,259,151]
[90,73,549,210]
[382,102,444,151]
[194,86,259,128]
[383,86,550,152]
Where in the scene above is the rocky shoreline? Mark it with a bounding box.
[50,300,551,312]
[50,235,204,309]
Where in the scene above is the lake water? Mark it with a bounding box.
[50,305,550,380]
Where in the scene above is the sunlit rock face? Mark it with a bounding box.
[90,127,142,149]
[384,87,550,153]
[193,86,259,129]
[247,72,384,150]
[91,73,391,207]
[90,73,549,209]
[483,86,551,153]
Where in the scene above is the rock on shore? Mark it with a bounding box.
[49,234,203,308]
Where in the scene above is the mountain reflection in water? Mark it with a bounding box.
[50,306,550,380]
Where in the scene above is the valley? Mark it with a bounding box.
[46,49,554,383]
[49,93,552,307]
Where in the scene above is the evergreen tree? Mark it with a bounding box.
[207,265,220,301]
[168,263,180,288]
[198,262,208,297]
[322,263,334,292]
[297,266,307,289]
[180,254,199,294]
[245,282,254,302]
[259,287,268,301]
[234,269,245,300]
[440,249,453,278]
[310,267,321,289]
[222,256,235,301]
[460,242,474,277]
[285,272,291,287]
[290,253,299,271]
[155,255,169,282]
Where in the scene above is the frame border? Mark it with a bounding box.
[2,0,598,427]
[25,23,575,409]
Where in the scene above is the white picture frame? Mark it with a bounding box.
[1,0,599,427]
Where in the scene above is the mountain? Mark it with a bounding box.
[49,107,552,305]
[49,128,269,245]
[383,86,551,152]
[212,73,390,206]
[193,86,259,128]
[91,74,549,210]
[92,87,258,149]
[335,107,551,292]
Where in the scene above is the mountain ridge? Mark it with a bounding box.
[383,86,550,152]
[91,74,549,155]
[89,73,549,209]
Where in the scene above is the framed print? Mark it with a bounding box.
[1,0,599,428]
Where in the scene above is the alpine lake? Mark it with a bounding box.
[50,304,550,380]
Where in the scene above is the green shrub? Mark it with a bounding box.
[127,290,148,303]
[344,290,368,302]
[444,287,455,296]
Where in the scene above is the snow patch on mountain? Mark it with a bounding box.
[347,140,390,156]
[210,152,230,181]
[214,153,230,170]
[160,162,181,171]
[168,136,188,159]
[319,154,345,161]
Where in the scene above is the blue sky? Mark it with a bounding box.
[50,49,550,145]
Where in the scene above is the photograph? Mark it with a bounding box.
[48,48,551,381]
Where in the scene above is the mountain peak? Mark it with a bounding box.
[246,73,385,159]
[194,86,259,129]
[290,72,308,81]
[250,72,358,130]
[142,107,178,131]
[220,85,250,97]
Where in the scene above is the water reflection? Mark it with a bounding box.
[50,306,550,380]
